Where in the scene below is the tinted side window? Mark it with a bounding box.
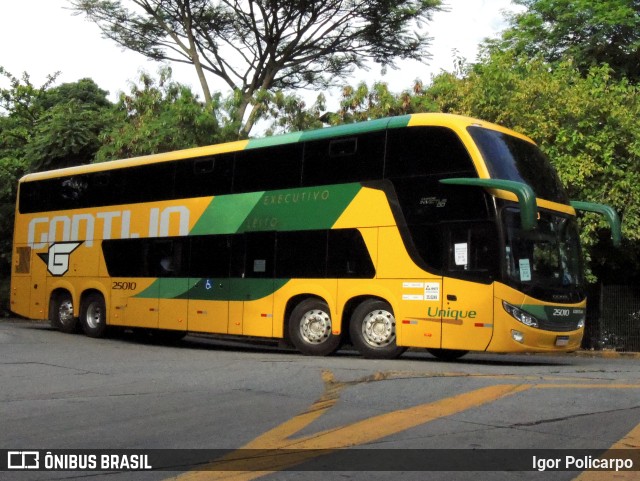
[303,132,386,186]
[392,177,492,225]
[385,127,475,178]
[20,161,177,213]
[327,229,375,278]
[118,162,176,204]
[20,171,117,213]
[189,235,231,277]
[175,154,233,198]
[232,232,276,278]
[103,238,149,277]
[234,144,302,193]
[408,224,445,271]
[276,231,328,278]
[102,237,188,278]
[445,222,499,282]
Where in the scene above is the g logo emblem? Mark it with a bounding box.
[37,242,82,276]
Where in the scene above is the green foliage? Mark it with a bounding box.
[253,90,326,136]
[96,68,230,161]
[326,80,438,124]
[492,0,640,82]
[426,52,640,281]
[27,100,111,171]
[0,69,112,172]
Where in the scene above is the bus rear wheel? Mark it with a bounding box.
[50,292,79,334]
[288,299,341,356]
[349,299,406,359]
[80,293,108,338]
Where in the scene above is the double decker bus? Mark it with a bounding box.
[10,113,621,360]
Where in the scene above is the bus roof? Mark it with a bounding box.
[20,113,533,183]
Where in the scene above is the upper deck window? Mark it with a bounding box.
[385,126,475,178]
[468,126,569,204]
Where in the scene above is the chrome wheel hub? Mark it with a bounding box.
[299,309,332,344]
[58,300,74,326]
[85,302,103,329]
[362,309,396,347]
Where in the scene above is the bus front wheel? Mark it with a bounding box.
[349,299,406,359]
[288,299,341,356]
[50,292,79,334]
[80,293,108,338]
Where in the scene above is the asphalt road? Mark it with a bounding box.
[2,319,639,481]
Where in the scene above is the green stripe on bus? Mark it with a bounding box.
[179,278,290,301]
[239,183,361,232]
[244,115,412,149]
[522,304,585,322]
[190,191,264,235]
[135,278,289,301]
[245,132,305,149]
[190,183,362,235]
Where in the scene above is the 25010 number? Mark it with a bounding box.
[112,281,137,290]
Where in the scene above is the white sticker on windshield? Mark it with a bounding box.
[519,259,532,281]
[454,243,468,266]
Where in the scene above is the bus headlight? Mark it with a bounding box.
[503,301,539,328]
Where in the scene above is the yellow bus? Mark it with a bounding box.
[10,113,621,360]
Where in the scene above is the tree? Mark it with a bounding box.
[0,70,113,313]
[96,67,231,161]
[0,70,113,172]
[70,0,443,136]
[491,0,640,82]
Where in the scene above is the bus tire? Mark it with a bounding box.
[50,291,79,334]
[288,298,341,356]
[80,293,108,338]
[349,299,406,359]
[427,348,468,361]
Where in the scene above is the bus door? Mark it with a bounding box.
[228,232,275,338]
[187,235,230,334]
[440,223,497,351]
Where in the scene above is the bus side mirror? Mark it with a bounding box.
[440,178,537,231]
[570,201,622,248]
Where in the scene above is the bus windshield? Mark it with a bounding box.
[468,126,569,204]
[502,208,585,302]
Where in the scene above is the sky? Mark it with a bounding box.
[0,0,523,105]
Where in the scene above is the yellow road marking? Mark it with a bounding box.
[535,384,640,389]
[572,422,640,481]
[165,370,640,481]
[172,371,531,480]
